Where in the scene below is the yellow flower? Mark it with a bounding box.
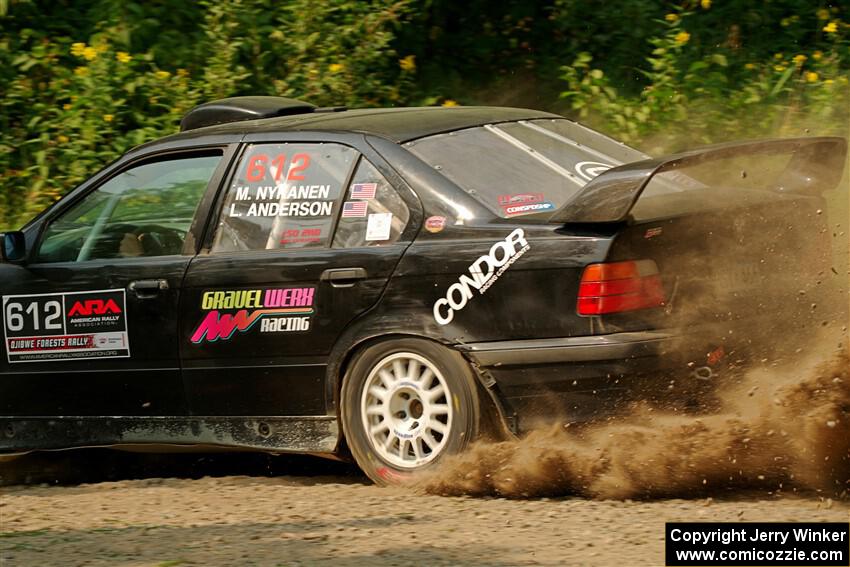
[70,42,86,56]
[399,55,416,72]
[665,13,679,22]
[116,51,132,63]
[813,50,823,60]
[774,64,786,72]
[817,8,830,20]
[73,66,88,76]
[57,135,69,144]
[155,70,171,79]
[674,31,690,44]
[824,79,834,85]
[774,53,783,60]
[62,103,72,110]
[700,0,711,8]
[780,18,791,27]
[176,68,189,77]
[744,63,756,70]
[328,63,343,73]
[792,54,807,66]
[805,71,819,83]
[823,21,838,33]
[103,114,114,122]
[81,46,98,61]
[442,99,459,107]
[95,43,108,53]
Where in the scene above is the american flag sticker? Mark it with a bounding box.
[350,182,377,200]
[341,201,368,218]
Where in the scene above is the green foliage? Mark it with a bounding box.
[0,34,198,230]
[559,2,850,153]
[1,0,848,230]
[0,0,413,230]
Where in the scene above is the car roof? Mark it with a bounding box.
[144,106,562,149]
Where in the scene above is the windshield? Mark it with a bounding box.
[405,118,646,219]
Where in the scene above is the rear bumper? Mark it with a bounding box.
[457,330,699,430]
[457,331,676,367]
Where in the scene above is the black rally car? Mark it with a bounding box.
[0,97,845,483]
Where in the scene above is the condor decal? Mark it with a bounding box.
[433,229,530,325]
[2,289,129,363]
[191,287,315,343]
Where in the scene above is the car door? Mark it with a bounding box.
[180,138,421,416]
[0,148,234,417]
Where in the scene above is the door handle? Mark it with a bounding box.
[128,279,169,299]
[320,268,367,288]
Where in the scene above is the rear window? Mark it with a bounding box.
[405,119,645,219]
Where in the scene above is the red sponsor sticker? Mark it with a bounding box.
[424,216,447,233]
[280,227,324,245]
[497,193,545,206]
[497,193,555,217]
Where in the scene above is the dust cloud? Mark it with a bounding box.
[421,345,849,500]
[421,145,849,500]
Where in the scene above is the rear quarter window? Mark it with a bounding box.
[333,159,410,248]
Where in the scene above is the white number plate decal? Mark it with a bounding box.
[2,289,130,363]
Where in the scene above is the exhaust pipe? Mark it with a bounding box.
[691,366,714,381]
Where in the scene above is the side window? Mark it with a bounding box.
[37,153,221,263]
[333,159,410,248]
[212,143,356,252]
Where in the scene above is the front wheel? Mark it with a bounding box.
[340,338,480,484]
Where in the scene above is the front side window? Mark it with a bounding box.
[37,153,221,263]
[212,143,356,252]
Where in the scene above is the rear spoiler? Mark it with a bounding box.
[549,136,847,224]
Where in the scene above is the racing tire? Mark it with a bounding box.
[340,338,480,485]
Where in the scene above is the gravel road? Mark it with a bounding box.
[1,349,847,566]
[0,452,847,567]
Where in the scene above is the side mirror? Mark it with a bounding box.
[1,231,27,264]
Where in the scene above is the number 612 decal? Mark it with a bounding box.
[5,300,62,332]
[244,153,311,182]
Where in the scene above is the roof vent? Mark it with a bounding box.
[180,96,317,131]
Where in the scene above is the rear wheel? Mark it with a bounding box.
[340,338,480,484]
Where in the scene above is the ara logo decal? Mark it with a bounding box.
[68,299,123,317]
[575,161,613,181]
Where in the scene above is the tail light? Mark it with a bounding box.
[577,260,665,316]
